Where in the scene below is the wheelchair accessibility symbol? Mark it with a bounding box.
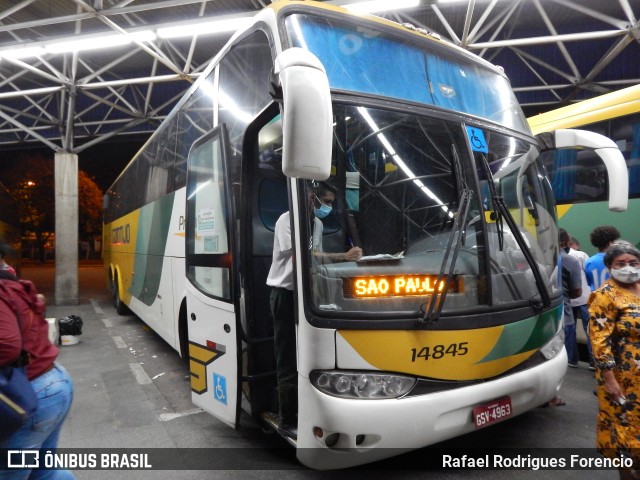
[213,373,227,405]
[465,126,488,153]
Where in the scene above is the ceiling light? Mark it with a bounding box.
[157,18,252,39]
[45,31,156,54]
[0,46,46,59]
[346,0,420,14]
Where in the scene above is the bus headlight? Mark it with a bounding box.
[311,371,416,399]
[540,327,565,360]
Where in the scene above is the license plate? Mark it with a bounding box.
[472,396,512,428]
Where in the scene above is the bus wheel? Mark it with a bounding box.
[113,274,129,315]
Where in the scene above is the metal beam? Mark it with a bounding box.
[469,29,626,50]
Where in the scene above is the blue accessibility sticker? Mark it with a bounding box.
[213,373,227,405]
[465,126,488,153]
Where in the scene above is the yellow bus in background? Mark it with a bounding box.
[528,84,640,255]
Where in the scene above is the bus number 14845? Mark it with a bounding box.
[410,342,469,362]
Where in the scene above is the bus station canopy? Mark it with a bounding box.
[0,0,637,153]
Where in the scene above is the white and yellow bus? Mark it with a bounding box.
[529,84,640,254]
[103,1,628,468]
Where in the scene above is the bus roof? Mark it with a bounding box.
[528,83,640,135]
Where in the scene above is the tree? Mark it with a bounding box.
[78,169,104,246]
[2,153,103,261]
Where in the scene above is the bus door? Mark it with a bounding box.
[185,125,241,428]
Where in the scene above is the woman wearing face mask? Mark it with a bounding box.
[588,242,640,480]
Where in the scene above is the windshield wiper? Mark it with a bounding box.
[420,188,472,324]
[421,145,471,325]
[478,155,551,310]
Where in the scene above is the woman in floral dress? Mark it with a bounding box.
[589,242,640,480]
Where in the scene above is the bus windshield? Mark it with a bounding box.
[285,13,529,133]
[302,104,560,317]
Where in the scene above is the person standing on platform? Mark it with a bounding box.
[266,181,361,439]
[559,229,583,368]
[569,237,594,370]
[588,242,640,480]
[585,226,621,291]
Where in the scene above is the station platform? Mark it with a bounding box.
[11,261,617,479]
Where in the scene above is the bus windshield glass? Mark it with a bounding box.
[301,104,560,316]
[285,13,529,133]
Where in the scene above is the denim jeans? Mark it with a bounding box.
[0,363,75,480]
[564,323,578,365]
[572,304,593,363]
[270,287,297,425]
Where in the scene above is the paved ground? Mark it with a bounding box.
[13,261,619,479]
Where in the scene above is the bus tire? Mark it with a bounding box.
[113,274,129,315]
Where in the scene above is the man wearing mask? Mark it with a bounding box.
[267,181,362,439]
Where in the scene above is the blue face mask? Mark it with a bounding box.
[313,194,333,219]
[314,203,332,219]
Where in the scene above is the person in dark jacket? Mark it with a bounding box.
[0,269,75,479]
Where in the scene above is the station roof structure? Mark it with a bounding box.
[0,0,638,154]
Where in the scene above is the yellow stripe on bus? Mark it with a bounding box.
[338,328,535,381]
[555,204,573,219]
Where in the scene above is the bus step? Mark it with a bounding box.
[260,411,297,447]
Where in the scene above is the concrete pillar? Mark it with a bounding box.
[55,152,78,305]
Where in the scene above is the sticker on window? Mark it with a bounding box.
[466,126,488,153]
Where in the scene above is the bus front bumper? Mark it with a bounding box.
[295,348,567,469]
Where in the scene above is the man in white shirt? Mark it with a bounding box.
[266,182,362,439]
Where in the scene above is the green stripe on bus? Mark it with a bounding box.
[478,305,562,363]
[129,192,175,306]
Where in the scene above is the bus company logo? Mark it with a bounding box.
[7,450,39,469]
[111,224,131,245]
[188,340,226,395]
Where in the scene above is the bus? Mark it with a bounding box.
[0,182,21,276]
[528,83,640,255]
[102,1,628,468]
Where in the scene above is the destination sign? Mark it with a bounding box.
[343,275,462,298]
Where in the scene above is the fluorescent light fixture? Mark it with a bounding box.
[0,46,47,59]
[157,18,252,39]
[357,107,452,216]
[46,31,156,54]
[346,0,420,14]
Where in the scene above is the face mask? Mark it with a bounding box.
[314,204,332,219]
[610,266,640,284]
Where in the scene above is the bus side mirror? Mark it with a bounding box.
[537,128,628,212]
[273,48,332,181]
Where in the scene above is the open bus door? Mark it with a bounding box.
[185,125,241,428]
